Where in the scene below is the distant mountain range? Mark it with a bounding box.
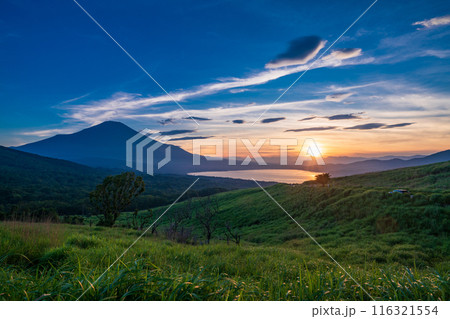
[313,149,450,177]
[12,121,450,177]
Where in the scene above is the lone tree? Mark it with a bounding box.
[225,222,241,245]
[315,173,331,187]
[90,172,145,227]
[196,196,219,244]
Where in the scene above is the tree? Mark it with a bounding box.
[315,173,331,187]
[196,196,219,244]
[225,222,241,245]
[166,199,193,242]
[90,172,145,227]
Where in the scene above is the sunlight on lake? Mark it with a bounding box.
[188,169,319,184]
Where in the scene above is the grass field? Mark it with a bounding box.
[0,222,448,301]
[0,162,449,301]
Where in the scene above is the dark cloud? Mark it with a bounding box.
[299,116,317,121]
[327,112,363,120]
[183,116,211,121]
[345,123,385,130]
[170,136,213,141]
[285,126,337,132]
[346,122,415,130]
[382,122,414,129]
[159,129,196,136]
[232,119,245,124]
[266,36,325,68]
[157,118,175,125]
[299,112,363,121]
[261,117,286,124]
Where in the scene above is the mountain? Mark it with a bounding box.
[13,121,199,174]
[323,154,425,165]
[313,150,450,177]
[0,146,272,215]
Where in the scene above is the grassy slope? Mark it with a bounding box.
[0,161,449,300]
[118,161,450,266]
[333,161,450,189]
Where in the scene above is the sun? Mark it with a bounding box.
[307,142,325,158]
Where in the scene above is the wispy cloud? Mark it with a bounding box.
[345,123,385,130]
[170,136,213,141]
[325,92,354,102]
[20,128,76,137]
[413,15,450,29]
[159,129,196,136]
[345,122,414,130]
[285,126,337,132]
[183,116,211,121]
[299,116,317,121]
[298,112,364,121]
[382,122,414,129]
[61,40,366,125]
[327,112,364,120]
[322,48,362,61]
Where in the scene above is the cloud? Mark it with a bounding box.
[413,15,450,29]
[418,49,450,59]
[229,88,250,93]
[320,82,381,93]
[345,122,414,130]
[21,128,76,137]
[170,136,213,141]
[325,92,354,102]
[61,49,371,125]
[298,112,364,121]
[323,48,362,61]
[345,123,385,130]
[158,118,175,125]
[261,117,286,124]
[159,129,196,136]
[299,116,317,121]
[327,112,364,120]
[382,122,414,129]
[265,36,326,68]
[183,116,211,121]
[285,126,337,132]
[232,119,245,124]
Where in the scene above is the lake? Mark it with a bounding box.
[188,169,319,184]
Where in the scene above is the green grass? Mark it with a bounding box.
[0,161,449,300]
[0,224,448,301]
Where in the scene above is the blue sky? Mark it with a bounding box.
[1,0,449,156]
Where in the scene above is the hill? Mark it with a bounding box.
[120,161,450,267]
[332,161,450,189]
[0,146,272,217]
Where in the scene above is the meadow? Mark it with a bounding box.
[0,222,447,301]
[0,161,449,301]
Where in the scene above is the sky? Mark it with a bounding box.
[1,0,450,157]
